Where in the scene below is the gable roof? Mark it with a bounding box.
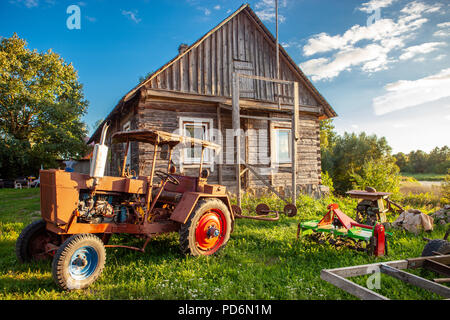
[89,4,336,143]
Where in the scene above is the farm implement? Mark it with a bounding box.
[297,203,390,257]
[232,203,297,222]
[346,189,404,225]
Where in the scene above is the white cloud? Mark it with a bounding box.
[10,0,39,8]
[399,42,446,60]
[121,10,141,24]
[358,0,397,13]
[255,0,287,23]
[300,44,393,81]
[437,22,450,28]
[434,30,450,37]
[435,21,450,37]
[373,68,450,115]
[214,5,221,10]
[435,54,447,61]
[300,1,443,81]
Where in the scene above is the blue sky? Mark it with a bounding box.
[1,0,449,153]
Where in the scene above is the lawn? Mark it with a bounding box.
[0,188,448,300]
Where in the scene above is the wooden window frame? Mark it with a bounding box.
[178,117,214,168]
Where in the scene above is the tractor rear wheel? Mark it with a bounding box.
[52,233,106,290]
[179,199,232,256]
[16,219,60,263]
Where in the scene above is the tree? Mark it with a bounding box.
[0,33,88,179]
[324,132,395,194]
[393,152,409,172]
[408,150,428,173]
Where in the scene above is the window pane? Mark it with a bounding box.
[184,123,208,162]
[276,130,291,163]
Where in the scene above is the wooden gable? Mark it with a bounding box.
[138,4,335,115]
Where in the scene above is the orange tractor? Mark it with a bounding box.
[16,125,234,290]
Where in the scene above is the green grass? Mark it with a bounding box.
[0,188,448,300]
[401,172,446,181]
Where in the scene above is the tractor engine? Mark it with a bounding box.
[77,193,135,224]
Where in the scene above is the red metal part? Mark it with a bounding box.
[373,223,386,257]
[319,203,378,231]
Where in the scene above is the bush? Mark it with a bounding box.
[350,157,401,193]
[321,171,334,193]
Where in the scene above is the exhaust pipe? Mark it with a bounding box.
[90,122,110,178]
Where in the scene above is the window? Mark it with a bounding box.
[274,128,292,164]
[179,117,214,165]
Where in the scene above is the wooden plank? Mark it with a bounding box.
[189,49,195,93]
[423,259,450,277]
[407,255,450,269]
[240,114,291,122]
[434,278,450,284]
[380,263,450,298]
[216,105,223,185]
[320,270,388,300]
[232,72,241,206]
[236,73,294,85]
[326,260,409,278]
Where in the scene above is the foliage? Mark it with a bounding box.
[350,157,401,193]
[0,33,88,179]
[321,129,396,194]
[390,192,442,213]
[394,146,450,175]
[320,171,334,193]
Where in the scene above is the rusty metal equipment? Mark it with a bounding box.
[346,188,404,225]
[16,126,235,290]
[297,203,390,257]
[232,203,297,222]
[321,255,450,300]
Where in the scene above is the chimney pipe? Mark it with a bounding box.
[178,43,189,55]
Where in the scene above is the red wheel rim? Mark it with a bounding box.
[195,209,227,255]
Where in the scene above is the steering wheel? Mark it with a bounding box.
[154,170,180,185]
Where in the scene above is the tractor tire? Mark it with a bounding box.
[16,219,59,263]
[52,233,106,290]
[421,239,450,257]
[179,198,232,256]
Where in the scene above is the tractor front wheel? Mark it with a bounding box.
[52,233,106,290]
[179,199,232,256]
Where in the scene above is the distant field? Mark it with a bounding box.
[0,188,448,300]
[401,172,446,182]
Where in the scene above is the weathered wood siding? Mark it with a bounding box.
[146,10,319,107]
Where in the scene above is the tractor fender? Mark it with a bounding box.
[170,192,234,225]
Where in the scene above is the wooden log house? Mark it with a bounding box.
[88,4,337,198]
